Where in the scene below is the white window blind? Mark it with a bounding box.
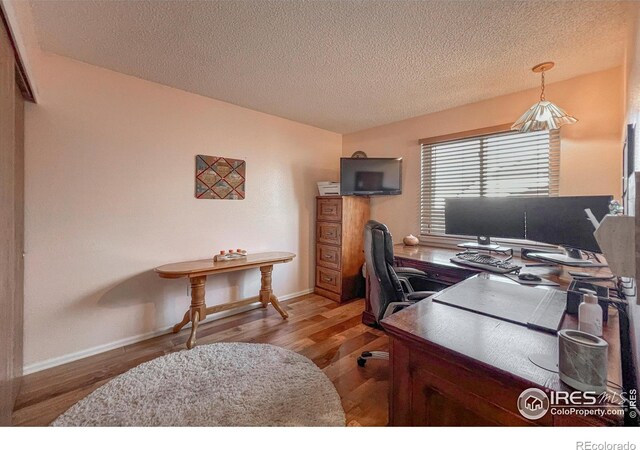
[420,129,560,236]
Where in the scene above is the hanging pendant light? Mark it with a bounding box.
[511,62,577,133]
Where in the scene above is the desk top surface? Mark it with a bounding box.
[393,244,614,283]
[154,251,296,278]
[382,244,622,398]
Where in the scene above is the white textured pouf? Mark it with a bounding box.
[52,343,345,426]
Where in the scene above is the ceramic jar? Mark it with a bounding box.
[403,234,419,246]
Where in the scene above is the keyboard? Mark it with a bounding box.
[450,253,522,274]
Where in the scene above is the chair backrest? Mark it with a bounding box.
[363,220,406,323]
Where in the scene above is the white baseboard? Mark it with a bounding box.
[22,288,314,375]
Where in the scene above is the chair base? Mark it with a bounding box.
[357,350,389,367]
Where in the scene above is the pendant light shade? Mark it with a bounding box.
[511,62,577,133]
[511,100,577,132]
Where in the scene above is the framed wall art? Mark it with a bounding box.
[195,155,246,200]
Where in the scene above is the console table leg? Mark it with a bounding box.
[172,310,190,333]
[270,294,288,319]
[259,265,272,309]
[187,310,200,349]
[260,265,288,319]
[184,275,207,349]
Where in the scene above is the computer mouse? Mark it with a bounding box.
[518,273,542,282]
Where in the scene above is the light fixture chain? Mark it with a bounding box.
[540,71,545,101]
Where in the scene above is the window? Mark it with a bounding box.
[420,128,560,236]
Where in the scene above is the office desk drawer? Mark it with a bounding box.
[316,267,342,293]
[317,198,342,222]
[317,244,341,270]
[317,221,341,246]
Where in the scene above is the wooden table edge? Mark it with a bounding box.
[154,255,295,279]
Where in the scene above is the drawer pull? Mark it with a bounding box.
[324,254,334,260]
[322,275,333,282]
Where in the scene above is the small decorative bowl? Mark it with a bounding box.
[403,234,419,246]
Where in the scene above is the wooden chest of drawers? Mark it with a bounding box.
[314,195,370,302]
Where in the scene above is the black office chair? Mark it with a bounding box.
[357,220,445,367]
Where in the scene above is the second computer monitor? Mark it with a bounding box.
[525,196,612,253]
[444,197,526,240]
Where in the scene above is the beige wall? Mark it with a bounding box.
[343,67,624,240]
[23,53,341,370]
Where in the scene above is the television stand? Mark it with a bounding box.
[527,246,608,268]
[458,242,500,251]
[526,252,608,267]
[563,247,603,263]
[564,247,583,259]
[458,235,514,252]
[457,242,513,256]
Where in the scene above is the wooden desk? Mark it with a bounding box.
[380,244,623,426]
[155,252,295,349]
[363,244,615,325]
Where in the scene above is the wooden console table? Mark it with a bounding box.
[155,252,295,349]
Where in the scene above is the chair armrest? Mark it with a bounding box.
[406,291,437,301]
[397,270,438,294]
[382,301,414,319]
[395,267,427,276]
[382,293,437,319]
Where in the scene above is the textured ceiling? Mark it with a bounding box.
[29,0,634,133]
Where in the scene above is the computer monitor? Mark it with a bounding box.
[444,195,612,254]
[525,196,612,253]
[445,198,527,242]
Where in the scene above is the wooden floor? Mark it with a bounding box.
[12,294,389,426]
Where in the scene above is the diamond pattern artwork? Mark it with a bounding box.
[195,155,246,199]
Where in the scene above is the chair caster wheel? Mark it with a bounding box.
[357,357,367,367]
